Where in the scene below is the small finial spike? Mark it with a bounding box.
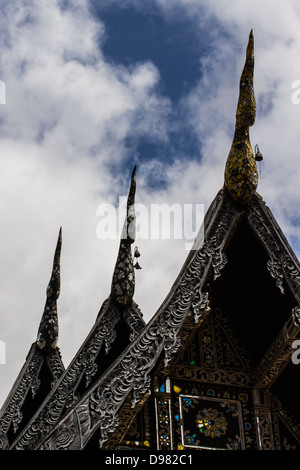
[36,228,62,352]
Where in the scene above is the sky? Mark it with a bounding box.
[1,0,300,407]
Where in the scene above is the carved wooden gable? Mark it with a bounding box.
[105,194,300,452]
[111,287,300,451]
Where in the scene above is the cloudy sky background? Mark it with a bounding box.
[1,0,300,406]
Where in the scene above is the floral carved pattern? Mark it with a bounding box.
[247,196,300,303]
[179,395,245,450]
[196,408,228,438]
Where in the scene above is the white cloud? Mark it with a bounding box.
[0,0,172,405]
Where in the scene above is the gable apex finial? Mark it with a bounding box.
[36,227,62,352]
[111,166,137,306]
[224,29,258,205]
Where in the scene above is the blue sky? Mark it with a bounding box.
[97,5,203,101]
[91,2,208,185]
[1,0,300,406]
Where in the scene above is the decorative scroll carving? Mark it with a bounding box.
[0,345,65,450]
[46,350,65,388]
[272,395,300,448]
[248,196,300,303]
[255,408,274,450]
[294,306,300,325]
[12,301,120,449]
[171,365,253,388]
[73,305,121,390]
[252,312,300,389]
[40,412,79,450]
[31,196,239,450]
[165,295,253,381]
[253,389,274,450]
[0,432,9,450]
[102,392,151,450]
[155,394,173,450]
[267,256,285,294]
[0,347,44,436]
[267,253,300,298]
[123,303,145,342]
[13,297,146,450]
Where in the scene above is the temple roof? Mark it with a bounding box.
[20,186,299,450]
[12,31,298,450]
[2,31,300,451]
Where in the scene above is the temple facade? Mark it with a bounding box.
[0,31,299,451]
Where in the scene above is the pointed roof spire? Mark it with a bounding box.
[224,29,258,205]
[111,167,136,305]
[36,227,62,352]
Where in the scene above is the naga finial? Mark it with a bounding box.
[111,167,136,305]
[224,30,258,205]
[36,228,62,352]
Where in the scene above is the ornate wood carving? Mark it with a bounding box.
[0,348,44,439]
[7,191,300,451]
[272,395,300,449]
[0,346,65,450]
[15,194,238,450]
[11,300,144,450]
[155,393,173,450]
[248,196,300,303]
[253,310,300,389]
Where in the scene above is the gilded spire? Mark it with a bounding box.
[111,167,136,305]
[36,227,62,352]
[224,30,258,204]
